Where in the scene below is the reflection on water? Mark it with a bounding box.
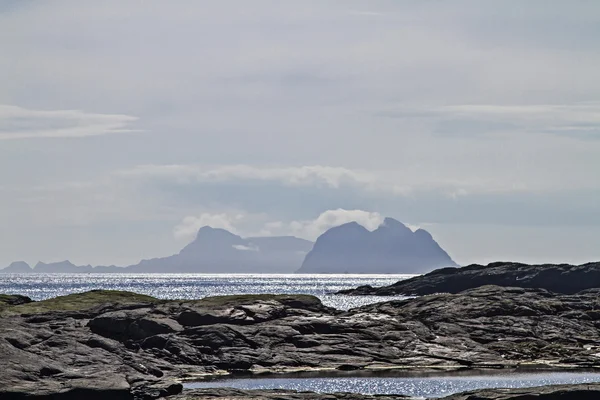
[0,273,411,310]
[185,370,600,398]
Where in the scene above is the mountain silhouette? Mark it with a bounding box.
[127,227,313,273]
[1,219,457,274]
[2,261,34,273]
[297,217,457,273]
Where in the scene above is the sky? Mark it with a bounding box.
[1,0,599,267]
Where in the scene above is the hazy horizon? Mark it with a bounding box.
[2,1,599,268]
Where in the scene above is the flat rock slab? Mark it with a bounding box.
[3,288,600,398]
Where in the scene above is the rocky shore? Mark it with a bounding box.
[3,280,600,398]
[338,261,600,296]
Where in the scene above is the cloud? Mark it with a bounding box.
[287,209,385,240]
[381,103,600,139]
[117,160,600,198]
[171,209,385,242]
[0,104,139,140]
[118,164,418,196]
[119,164,374,188]
[250,209,386,240]
[232,244,259,252]
[173,213,244,240]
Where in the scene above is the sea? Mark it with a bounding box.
[186,371,600,398]
[3,273,600,397]
[0,273,411,310]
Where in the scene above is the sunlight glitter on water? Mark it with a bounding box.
[186,372,600,398]
[0,273,412,310]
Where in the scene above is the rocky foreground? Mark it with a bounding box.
[338,261,600,296]
[3,286,600,399]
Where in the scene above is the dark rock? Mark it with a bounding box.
[131,381,183,400]
[339,261,600,296]
[88,310,183,340]
[5,288,600,398]
[0,294,33,306]
[39,366,63,376]
[441,382,600,399]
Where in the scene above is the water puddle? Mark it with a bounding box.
[185,370,600,398]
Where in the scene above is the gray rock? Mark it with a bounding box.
[4,288,600,398]
[339,261,600,296]
[441,382,600,399]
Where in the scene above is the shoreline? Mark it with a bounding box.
[3,276,600,399]
[181,364,600,383]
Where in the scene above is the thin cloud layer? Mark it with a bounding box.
[0,105,139,140]
[174,209,386,242]
[287,209,385,240]
[117,162,600,196]
[120,164,372,189]
[382,103,600,139]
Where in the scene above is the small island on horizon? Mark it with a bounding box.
[1,218,457,275]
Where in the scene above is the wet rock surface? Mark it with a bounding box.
[338,261,600,296]
[3,287,600,398]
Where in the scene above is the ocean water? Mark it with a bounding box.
[0,273,411,310]
[186,371,600,398]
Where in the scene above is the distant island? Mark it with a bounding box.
[298,217,457,274]
[2,228,313,274]
[1,218,457,274]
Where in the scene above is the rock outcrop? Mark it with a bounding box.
[298,218,456,274]
[338,261,600,296]
[441,382,600,399]
[4,287,600,398]
[0,294,32,307]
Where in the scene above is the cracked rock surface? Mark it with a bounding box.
[3,286,600,398]
[338,261,600,296]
